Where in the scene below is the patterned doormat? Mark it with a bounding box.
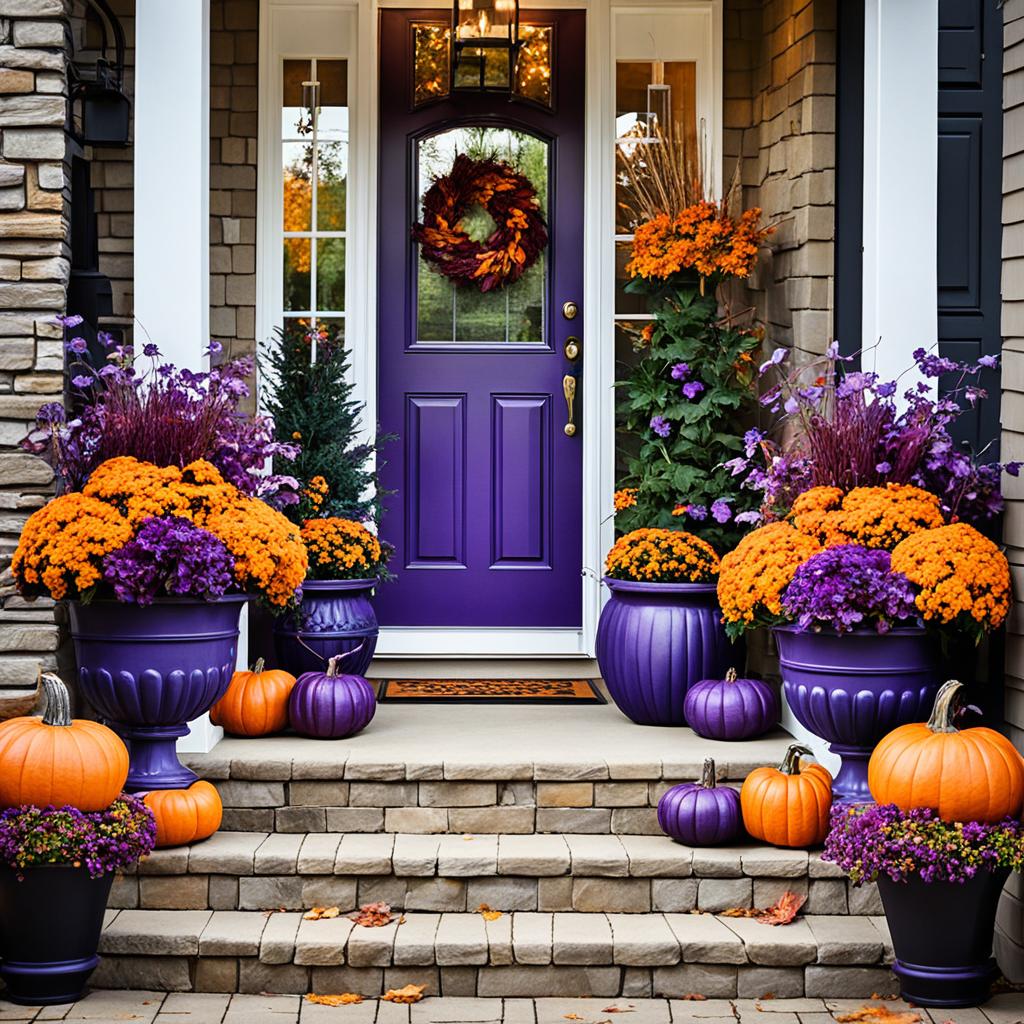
[377,679,606,704]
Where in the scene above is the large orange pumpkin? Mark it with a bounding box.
[0,672,128,811]
[144,780,223,847]
[740,743,833,848]
[869,679,1024,823]
[210,658,295,737]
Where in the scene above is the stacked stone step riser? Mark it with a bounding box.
[93,909,897,1000]
[109,832,882,918]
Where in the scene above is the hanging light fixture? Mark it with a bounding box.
[451,0,520,94]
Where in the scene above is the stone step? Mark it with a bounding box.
[93,908,897,1000]
[115,832,879,918]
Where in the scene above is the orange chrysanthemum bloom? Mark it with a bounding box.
[605,528,719,584]
[790,484,943,550]
[304,475,329,509]
[717,522,821,628]
[626,202,772,282]
[613,488,638,512]
[301,517,387,581]
[13,457,307,607]
[891,523,1011,635]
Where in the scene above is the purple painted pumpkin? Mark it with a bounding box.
[657,758,742,846]
[288,655,376,739]
[684,667,779,740]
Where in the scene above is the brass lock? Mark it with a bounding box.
[562,300,578,321]
[562,374,577,437]
[564,336,581,361]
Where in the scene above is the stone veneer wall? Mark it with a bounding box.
[88,0,259,363]
[0,0,69,693]
[722,0,836,360]
[995,0,1024,981]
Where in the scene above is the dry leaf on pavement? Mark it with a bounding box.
[835,1006,921,1024]
[678,994,707,1001]
[305,993,364,1006]
[477,903,503,921]
[601,1006,635,1013]
[382,983,427,1004]
[349,901,394,927]
[563,1015,584,1020]
[303,906,341,921]
[722,891,806,926]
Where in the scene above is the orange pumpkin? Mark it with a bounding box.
[869,679,1024,823]
[210,658,295,737]
[143,780,223,847]
[0,672,128,812]
[740,743,833,848]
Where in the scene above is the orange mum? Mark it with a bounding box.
[717,522,821,630]
[613,488,638,512]
[605,528,719,584]
[13,457,307,607]
[302,518,387,581]
[891,523,1011,635]
[790,484,944,550]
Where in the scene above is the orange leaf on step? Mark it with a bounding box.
[477,903,503,921]
[835,1007,921,1024]
[305,993,364,1006]
[349,902,394,927]
[563,1015,585,1020]
[756,891,807,926]
[601,1006,635,1013]
[382,983,427,1004]
[679,994,707,1001]
[303,906,341,921]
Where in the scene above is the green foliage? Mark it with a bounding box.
[615,277,763,552]
[264,323,391,526]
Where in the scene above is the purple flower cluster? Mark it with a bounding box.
[823,803,1024,886]
[102,516,235,605]
[21,323,300,506]
[0,796,157,879]
[781,545,919,634]
[736,345,1019,525]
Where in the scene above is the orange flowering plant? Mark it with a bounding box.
[301,518,391,582]
[12,456,307,608]
[605,528,720,585]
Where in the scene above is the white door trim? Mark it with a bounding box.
[257,0,721,661]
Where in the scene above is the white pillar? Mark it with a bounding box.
[134,0,225,755]
[861,0,938,387]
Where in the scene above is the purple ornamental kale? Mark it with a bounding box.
[102,515,235,605]
[781,544,919,634]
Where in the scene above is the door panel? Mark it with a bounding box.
[376,9,585,629]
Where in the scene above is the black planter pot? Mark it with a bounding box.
[0,864,114,1005]
[878,868,1010,1007]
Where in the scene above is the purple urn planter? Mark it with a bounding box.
[68,595,247,791]
[596,578,731,726]
[273,579,378,677]
[878,868,1009,1007]
[0,864,113,1005]
[774,625,938,802]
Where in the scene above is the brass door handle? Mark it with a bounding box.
[562,374,577,437]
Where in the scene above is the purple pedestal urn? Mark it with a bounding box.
[68,595,248,791]
[878,868,1009,1007]
[273,578,378,677]
[596,578,731,726]
[774,625,938,802]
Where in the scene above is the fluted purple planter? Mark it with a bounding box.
[879,868,1009,1007]
[274,579,378,677]
[596,578,731,726]
[69,595,247,791]
[774,625,938,802]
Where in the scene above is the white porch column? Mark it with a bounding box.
[861,0,938,385]
[134,0,228,755]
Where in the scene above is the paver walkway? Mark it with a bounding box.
[2,991,1023,1023]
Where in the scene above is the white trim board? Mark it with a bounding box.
[256,0,721,661]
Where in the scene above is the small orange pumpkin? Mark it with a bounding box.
[869,679,1024,823]
[143,780,223,847]
[0,672,128,812]
[740,743,833,848]
[210,658,295,737]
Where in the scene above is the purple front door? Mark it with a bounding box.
[375,10,585,629]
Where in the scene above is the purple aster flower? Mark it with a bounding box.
[875,461,891,474]
[977,354,999,369]
[876,381,897,398]
[670,362,690,380]
[682,380,705,400]
[142,342,160,358]
[66,336,88,355]
[723,456,749,477]
[743,428,765,456]
[71,375,94,390]
[686,504,707,521]
[207,340,224,355]
[650,415,671,438]
[758,348,787,375]
[734,510,762,525]
[710,499,732,523]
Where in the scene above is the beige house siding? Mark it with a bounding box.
[996,0,1024,981]
[0,0,69,692]
[723,0,835,360]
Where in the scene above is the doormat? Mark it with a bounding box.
[377,679,606,704]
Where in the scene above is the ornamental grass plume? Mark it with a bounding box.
[604,527,720,584]
[823,802,1024,886]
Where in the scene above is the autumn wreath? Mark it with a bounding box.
[412,152,548,292]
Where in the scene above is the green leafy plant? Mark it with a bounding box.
[263,322,392,526]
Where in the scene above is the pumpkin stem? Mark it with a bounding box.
[725,668,737,683]
[700,757,717,788]
[779,743,814,775]
[252,657,265,674]
[927,679,963,734]
[40,672,72,728]
[326,655,342,678]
